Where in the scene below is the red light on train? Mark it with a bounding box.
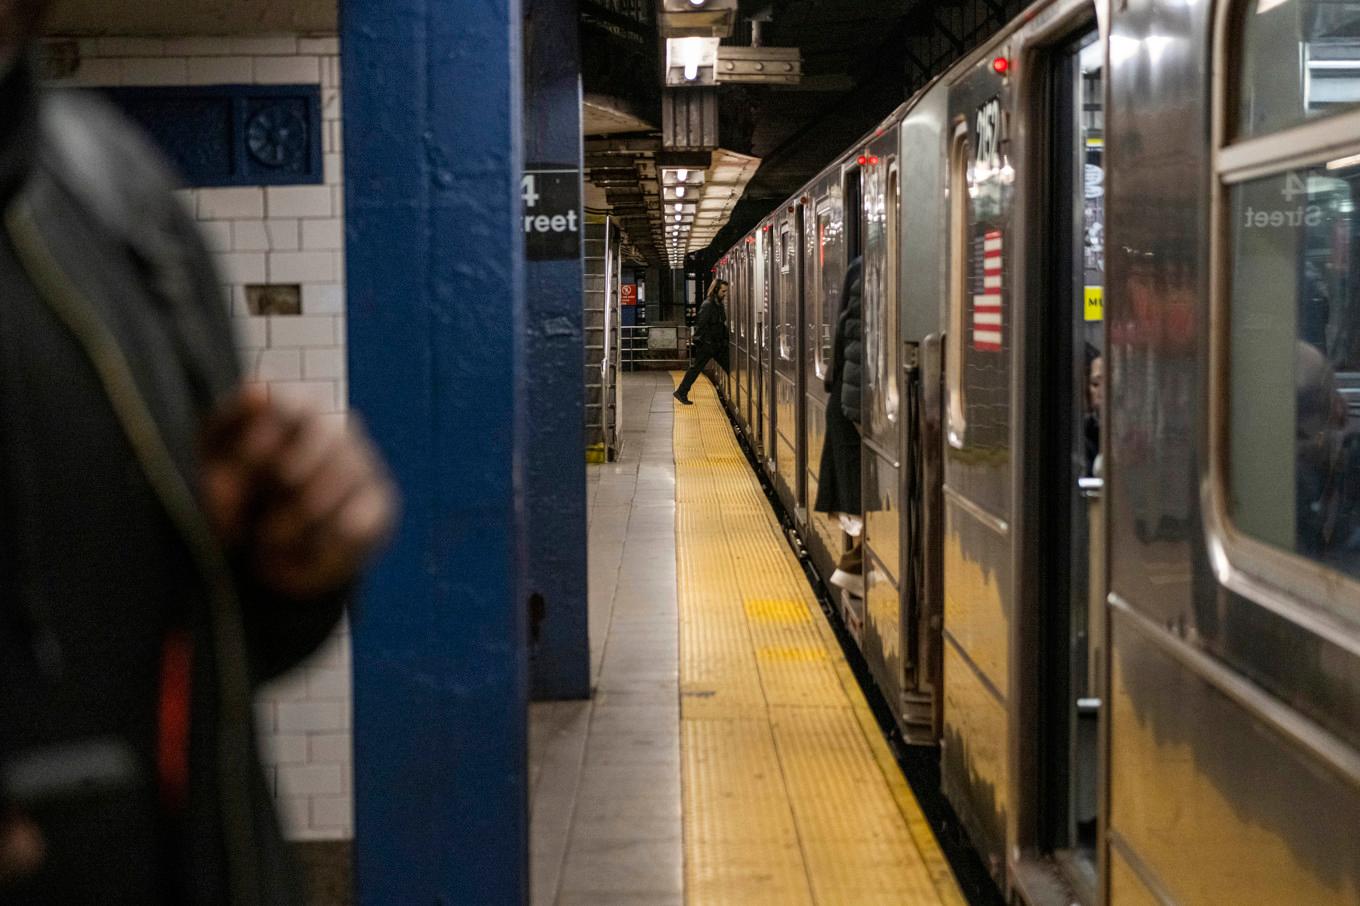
[857,155,868,166]
[868,155,880,165]
[763,224,770,231]
[992,56,1010,75]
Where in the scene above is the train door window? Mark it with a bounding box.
[815,200,835,380]
[780,221,794,361]
[845,166,863,261]
[1238,0,1360,139]
[947,124,971,446]
[885,161,901,425]
[1219,0,1360,600]
[1038,27,1104,886]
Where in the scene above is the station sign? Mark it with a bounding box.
[523,164,582,261]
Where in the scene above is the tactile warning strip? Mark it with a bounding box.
[673,375,966,906]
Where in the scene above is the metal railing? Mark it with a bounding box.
[621,324,695,371]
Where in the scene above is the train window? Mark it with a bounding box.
[1228,158,1360,582]
[779,222,794,362]
[815,202,835,380]
[1238,0,1360,138]
[947,125,971,446]
[885,163,901,425]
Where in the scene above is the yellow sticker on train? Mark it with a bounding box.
[1084,286,1104,322]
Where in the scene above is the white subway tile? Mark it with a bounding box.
[302,219,343,251]
[303,347,345,380]
[229,220,268,252]
[270,251,335,284]
[97,37,165,56]
[307,733,351,764]
[305,666,349,699]
[188,56,253,85]
[231,288,254,318]
[276,795,310,830]
[231,36,298,56]
[322,88,341,122]
[277,764,343,797]
[254,55,321,85]
[267,186,333,219]
[252,349,303,381]
[260,733,308,766]
[309,795,352,831]
[120,57,189,86]
[302,284,345,316]
[298,37,341,56]
[269,316,335,347]
[69,57,122,86]
[264,219,301,252]
[322,57,343,89]
[214,252,267,285]
[198,221,233,253]
[233,317,269,350]
[270,380,338,412]
[276,701,345,733]
[324,153,343,186]
[198,187,264,220]
[164,37,233,57]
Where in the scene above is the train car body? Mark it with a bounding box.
[710,0,1360,900]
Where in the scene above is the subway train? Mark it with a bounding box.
[706,0,1360,902]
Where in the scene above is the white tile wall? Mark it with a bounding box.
[50,33,355,843]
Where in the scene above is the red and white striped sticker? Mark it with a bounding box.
[973,230,1003,352]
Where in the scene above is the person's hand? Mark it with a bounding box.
[0,815,43,884]
[200,386,397,600]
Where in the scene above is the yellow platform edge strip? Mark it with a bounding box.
[672,373,966,906]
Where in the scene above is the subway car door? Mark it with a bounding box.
[755,225,769,458]
[1023,23,1106,898]
[765,225,777,468]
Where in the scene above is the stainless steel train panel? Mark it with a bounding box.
[940,49,1017,883]
[860,122,909,703]
[773,207,802,514]
[1107,606,1360,904]
[941,636,1010,881]
[759,222,775,462]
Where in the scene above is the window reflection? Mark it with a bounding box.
[1230,160,1360,578]
[1240,0,1360,138]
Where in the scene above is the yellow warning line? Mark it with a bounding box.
[673,374,966,906]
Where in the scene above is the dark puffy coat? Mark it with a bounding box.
[0,63,342,905]
[814,259,864,517]
[826,259,864,426]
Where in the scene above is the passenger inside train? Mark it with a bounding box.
[816,256,865,595]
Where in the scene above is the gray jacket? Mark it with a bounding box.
[0,63,340,905]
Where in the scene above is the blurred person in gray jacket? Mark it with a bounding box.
[0,5,396,902]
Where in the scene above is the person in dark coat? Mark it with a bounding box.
[815,258,864,594]
[674,279,729,405]
[0,12,396,903]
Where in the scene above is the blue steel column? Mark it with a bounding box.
[525,0,591,701]
[342,2,528,904]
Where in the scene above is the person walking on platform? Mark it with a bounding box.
[0,5,397,903]
[815,257,865,596]
[674,279,730,405]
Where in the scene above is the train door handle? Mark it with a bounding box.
[1078,477,1104,500]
